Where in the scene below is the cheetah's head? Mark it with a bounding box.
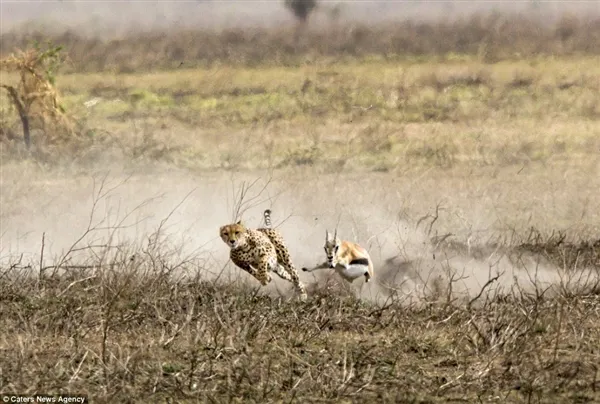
[219,221,248,249]
[324,229,341,268]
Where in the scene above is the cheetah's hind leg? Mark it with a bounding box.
[272,263,293,281]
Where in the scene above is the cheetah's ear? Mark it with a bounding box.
[236,220,243,226]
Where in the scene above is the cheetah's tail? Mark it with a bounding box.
[263,209,272,228]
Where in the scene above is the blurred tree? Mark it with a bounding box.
[284,0,317,23]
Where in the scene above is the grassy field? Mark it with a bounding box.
[3,56,600,171]
[1,16,600,403]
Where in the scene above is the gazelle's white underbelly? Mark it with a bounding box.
[335,263,369,282]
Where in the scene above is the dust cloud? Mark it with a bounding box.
[2,164,596,304]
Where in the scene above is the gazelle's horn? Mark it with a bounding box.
[333,228,338,241]
[325,229,330,242]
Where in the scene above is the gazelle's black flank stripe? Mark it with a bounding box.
[349,258,369,266]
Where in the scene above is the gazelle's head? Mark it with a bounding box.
[324,229,341,268]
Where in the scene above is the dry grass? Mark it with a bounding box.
[1,170,599,404]
[0,165,598,403]
[2,13,600,72]
[1,13,599,170]
[1,203,599,403]
[1,236,599,403]
[2,56,599,171]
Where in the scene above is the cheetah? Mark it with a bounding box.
[219,215,307,301]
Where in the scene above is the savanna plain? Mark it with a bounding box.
[1,12,600,403]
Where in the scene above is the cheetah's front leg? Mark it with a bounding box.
[254,257,273,286]
[230,258,258,278]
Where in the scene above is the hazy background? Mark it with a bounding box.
[3,0,599,37]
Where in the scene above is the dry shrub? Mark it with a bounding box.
[515,228,600,273]
[0,43,83,154]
